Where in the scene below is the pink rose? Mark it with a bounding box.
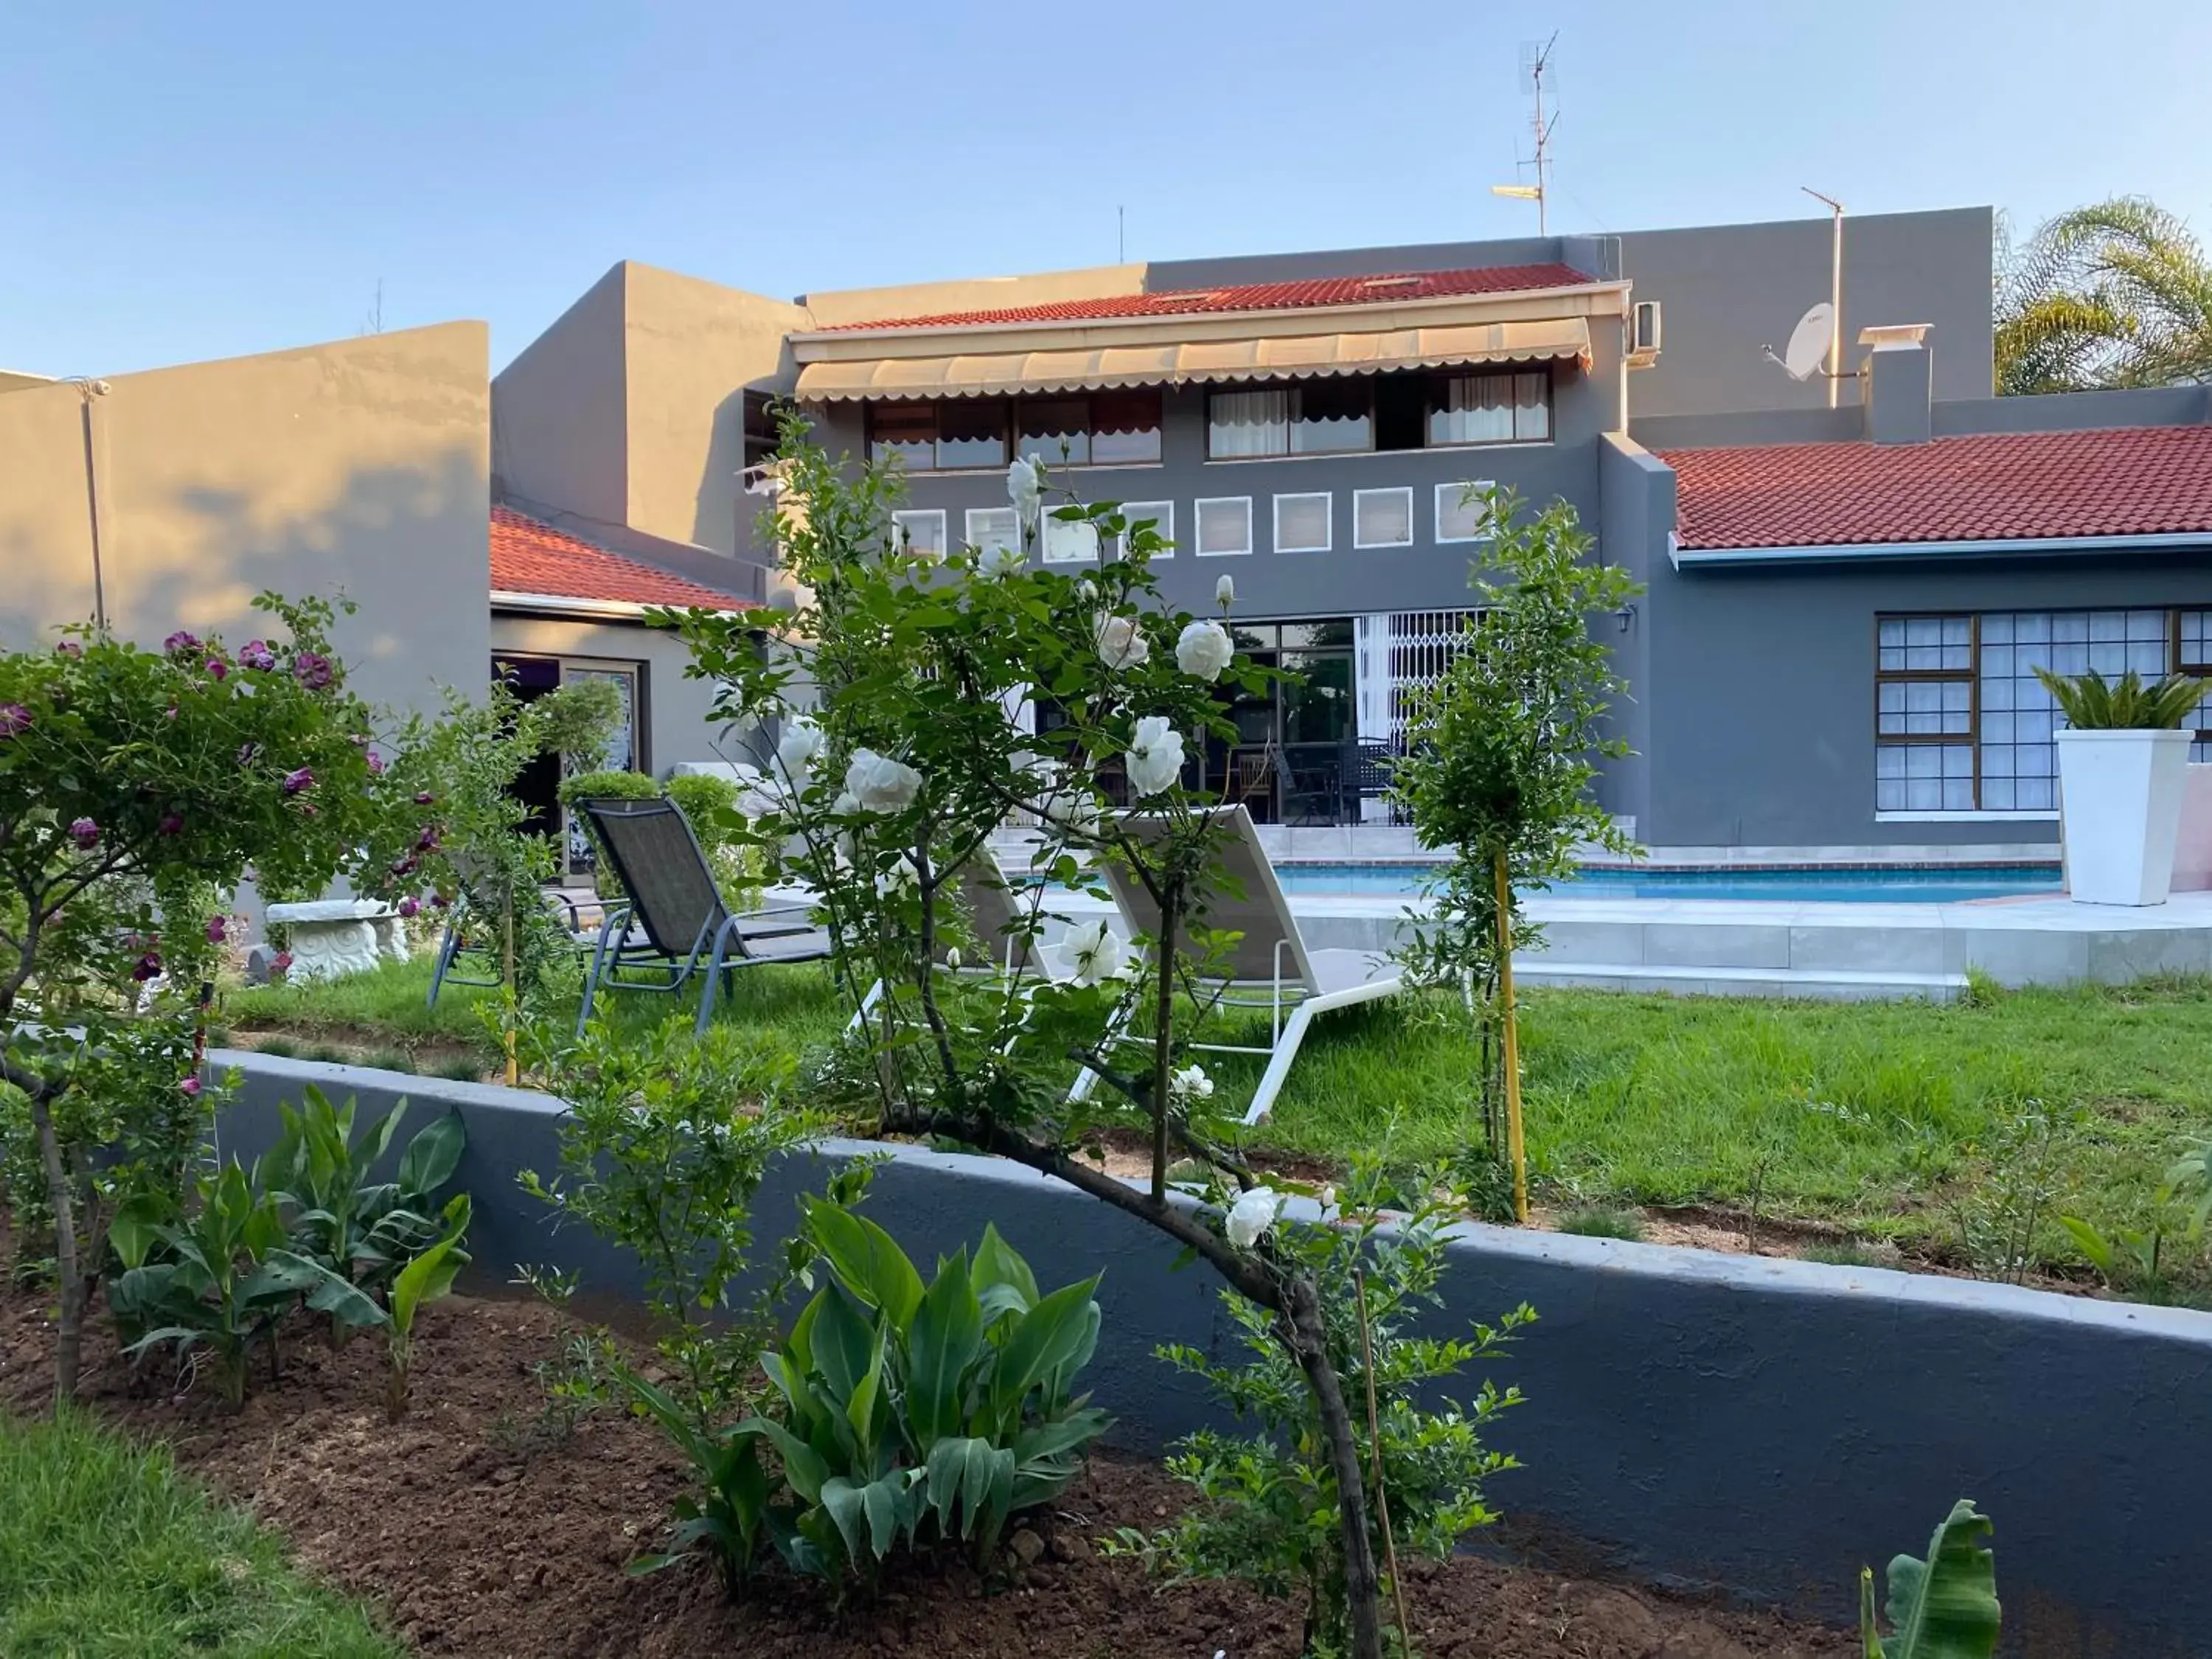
[206,914,228,945]
[68,818,100,849]
[283,768,315,796]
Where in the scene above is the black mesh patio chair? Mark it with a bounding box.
[574,796,831,1037]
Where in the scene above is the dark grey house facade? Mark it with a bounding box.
[490,206,2212,853]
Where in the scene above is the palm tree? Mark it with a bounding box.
[1995,197,2212,394]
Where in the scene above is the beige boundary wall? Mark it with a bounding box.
[0,321,491,717]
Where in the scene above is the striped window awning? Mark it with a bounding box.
[793,316,1593,403]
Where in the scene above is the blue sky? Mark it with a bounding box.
[7,0,2210,376]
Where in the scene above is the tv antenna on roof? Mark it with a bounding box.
[1759,188,1848,407]
[1490,33,1558,235]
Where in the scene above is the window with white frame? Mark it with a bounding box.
[1115,501,1174,558]
[891,509,947,560]
[1041,515,1101,564]
[1434,481,1495,543]
[1195,497,1253,557]
[965,507,1020,561]
[1876,608,2209,812]
[1354,487,1413,549]
[1273,492,1332,553]
[1427,370,1551,445]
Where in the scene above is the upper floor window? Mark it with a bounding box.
[870,392,1162,473]
[1018,390,1163,466]
[1427,370,1551,445]
[1205,368,1553,460]
[1206,384,1374,459]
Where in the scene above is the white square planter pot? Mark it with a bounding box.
[2055,729,2194,906]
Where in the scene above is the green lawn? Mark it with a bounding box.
[0,1411,400,1658]
[227,958,2212,1284]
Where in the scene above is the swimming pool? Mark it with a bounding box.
[1271,862,2065,903]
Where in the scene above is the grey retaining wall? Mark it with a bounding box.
[211,1049,2212,1656]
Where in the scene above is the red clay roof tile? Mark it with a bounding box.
[1663,426,2212,550]
[490,507,754,611]
[816,263,1598,333]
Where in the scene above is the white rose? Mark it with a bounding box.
[1175,619,1234,683]
[832,790,860,816]
[844,748,922,813]
[1215,574,1236,608]
[1096,613,1150,672]
[874,855,919,898]
[1319,1184,1338,1211]
[1170,1063,1214,1104]
[1041,786,1103,838]
[774,717,824,792]
[975,540,1025,580]
[1061,917,1132,987]
[1225,1186,1284,1249]
[1007,454,1044,532]
[1077,579,1098,602]
[1124,716,1186,799]
[944,947,961,972]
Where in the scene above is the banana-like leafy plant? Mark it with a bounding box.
[634,1209,1109,1593]
[111,1160,386,1404]
[384,1193,471,1420]
[1859,1498,2001,1659]
[2033,666,2206,730]
[267,1086,467,1301]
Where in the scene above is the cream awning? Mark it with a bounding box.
[794,317,1591,402]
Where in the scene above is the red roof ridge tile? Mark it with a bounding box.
[1662,425,2212,551]
[815,262,1599,334]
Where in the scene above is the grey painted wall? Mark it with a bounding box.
[809,349,1615,625]
[1614,208,1995,417]
[209,1050,2212,1658]
[1144,209,1993,422]
[1640,552,2212,847]
[490,267,630,532]
[1595,436,1673,832]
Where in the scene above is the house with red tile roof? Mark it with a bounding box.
[491,205,2199,850]
[15,204,2204,860]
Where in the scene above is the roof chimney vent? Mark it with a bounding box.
[1860,324,1933,445]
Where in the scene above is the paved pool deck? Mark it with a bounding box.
[1052,885,2212,1000]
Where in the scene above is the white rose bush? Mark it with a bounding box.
[655,410,1525,1659]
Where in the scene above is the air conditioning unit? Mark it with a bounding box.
[1628,300,1663,366]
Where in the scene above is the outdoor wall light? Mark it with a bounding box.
[1614,604,1638,633]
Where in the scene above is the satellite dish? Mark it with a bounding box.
[1781,303,1834,381]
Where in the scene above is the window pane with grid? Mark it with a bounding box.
[1114,501,1173,558]
[1355,488,1413,547]
[1196,498,1253,555]
[1275,493,1331,552]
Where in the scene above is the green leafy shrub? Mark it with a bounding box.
[1556,1206,1644,1241]
[111,1161,385,1404]
[2033,665,2205,729]
[385,1194,470,1419]
[635,1206,1109,1594]
[1858,1498,2000,1658]
[262,1086,467,1304]
[0,594,437,1398]
[521,1017,827,1423]
[1110,1160,1532,1657]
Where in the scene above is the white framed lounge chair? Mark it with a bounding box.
[846,852,1077,1035]
[1077,804,1403,1125]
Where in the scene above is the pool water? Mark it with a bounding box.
[1273,862,2065,903]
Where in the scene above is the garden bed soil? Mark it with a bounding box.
[0,1279,1857,1659]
